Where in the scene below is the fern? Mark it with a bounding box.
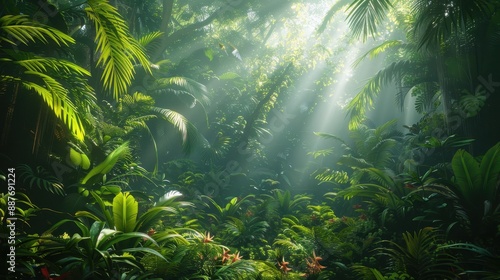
[18,164,65,196]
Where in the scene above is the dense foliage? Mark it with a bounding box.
[1,0,499,279]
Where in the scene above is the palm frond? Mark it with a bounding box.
[20,71,86,141]
[138,31,164,56]
[85,0,150,100]
[0,15,74,46]
[313,132,348,145]
[412,0,491,49]
[346,60,413,130]
[18,164,65,196]
[316,0,351,34]
[353,40,405,67]
[151,107,200,154]
[346,0,394,41]
[153,77,210,106]
[313,168,350,184]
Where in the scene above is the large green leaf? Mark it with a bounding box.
[479,142,500,199]
[113,192,138,233]
[452,149,482,205]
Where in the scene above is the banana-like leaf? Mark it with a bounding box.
[81,142,130,185]
[479,142,500,198]
[452,149,481,205]
[113,192,138,233]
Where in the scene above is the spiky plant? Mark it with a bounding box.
[377,227,460,280]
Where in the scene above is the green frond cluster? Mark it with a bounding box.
[0,15,93,141]
[347,0,394,41]
[85,0,150,100]
[0,15,74,46]
[346,60,413,130]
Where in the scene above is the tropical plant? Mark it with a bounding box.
[17,164,65,196]
[0,14,94,142]
[313,119,402,185]
[17,220,165,279]
[422,142,500,239]
[376,227,460,280]
[76,191,192,235]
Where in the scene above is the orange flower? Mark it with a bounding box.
[278,257,292,274]
[231,251,242,263]
[306,251,326,275]
[221,249,231,263]
[202,232,214,243]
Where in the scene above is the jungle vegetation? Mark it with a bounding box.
[1,0,500,279]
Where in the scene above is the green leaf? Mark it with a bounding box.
[81,142,130,185]
[479,142,500,198]
[452,149,482,205]
[219,72,240,80]
[113,192,138,233]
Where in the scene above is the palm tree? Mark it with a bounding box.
[319,0,500,134]
[0,14,94,147]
